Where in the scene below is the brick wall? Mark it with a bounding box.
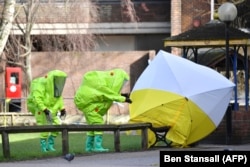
[200,106,250,144]
[182,0,210,31]
[23,51,155,115]
[179,0,250,145]
[171,0,211,56]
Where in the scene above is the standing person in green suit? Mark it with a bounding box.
[27,70,67,152]
[74,68,132,152]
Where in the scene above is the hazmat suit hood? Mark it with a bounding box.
[45,70,67,98]
[82,68,129,93]
[103,69,129,92]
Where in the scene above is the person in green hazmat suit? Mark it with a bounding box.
[74,68,132,152]
[27,70,67,152]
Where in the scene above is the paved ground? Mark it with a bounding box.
[1,144,250,167]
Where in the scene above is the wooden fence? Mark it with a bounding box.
[0,123,151,159]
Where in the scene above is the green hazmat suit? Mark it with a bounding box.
[27,70,67,152]
[74,68,130,152]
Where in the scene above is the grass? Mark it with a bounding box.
[0,132,142,162]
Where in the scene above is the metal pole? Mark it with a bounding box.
[225,21,232,145]
[225,22,230,79]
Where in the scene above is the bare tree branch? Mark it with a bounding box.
[0,0,16,55]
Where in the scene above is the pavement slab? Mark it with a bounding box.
[1,144,250,167]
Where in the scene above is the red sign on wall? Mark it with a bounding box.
[5,67,22,99]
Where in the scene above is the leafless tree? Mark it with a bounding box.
[1,0,138,95]
[3,0,99,94]
[0,0,16,64]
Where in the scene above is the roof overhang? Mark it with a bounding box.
[164,38,250,48]
[164,20,250,48]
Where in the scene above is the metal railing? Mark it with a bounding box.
[0,123,151,159]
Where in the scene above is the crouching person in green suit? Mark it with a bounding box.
[27,70,67,152]
[74,68,132,152]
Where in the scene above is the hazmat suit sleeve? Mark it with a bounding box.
[32,79,47,112]
[97,85,126,102]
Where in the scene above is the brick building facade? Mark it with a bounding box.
[174,0,250,144]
